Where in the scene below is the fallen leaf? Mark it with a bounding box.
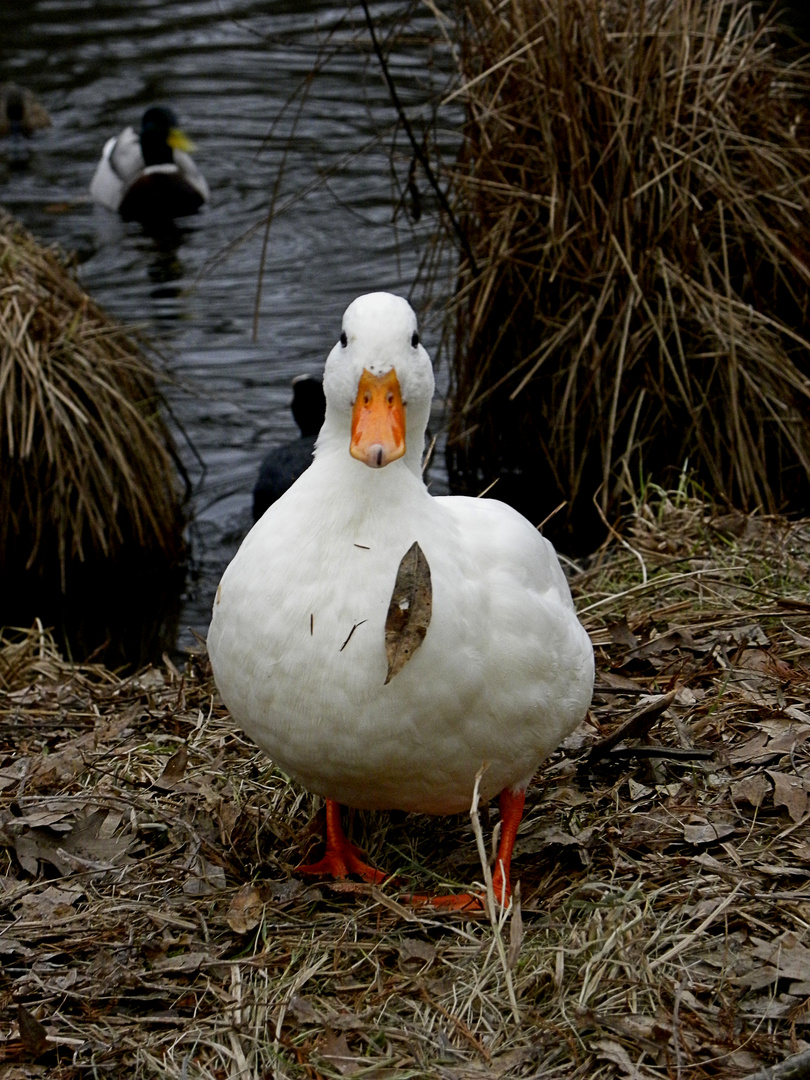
[0,936,30,958]
[606,615,638,649]
[11,808,131,877]
[155,744,189,788]
[637,630,690,657]
[682,817,735,845]
[12,803,74,830]
[674,685,700,706]
[737,934,810,989]
[597,669,643,691]
[737,996,796,1020]
[519,824,597,853]
[22,714,135,790]
[785,625,810,648]
[628,778,654,801]
[264,878,306,904]
[328,1011,369,1032]
[593,1038,641,1078]
[725,732,777,765]
[764,724,810,753]
[546,783,592,807]
[319,1028,357,1075]
[767,771,809,823]
[183,856,227,896]
[577,1007,675,1047]
[17,1004,48,1056]
[730,773,771,808]
[288,993,321,1023]
[15,884,84,921]
[559,718,598,751]
[737,648,795,681]
[0,874,22,898]
[226,883,268,934]
[384,541,431,685]
[216,799,241,839]
[152,950,208,974]
[398,938,436,966]
[751,937,810,980]
[731,624,771,647]
[0,760,28,791]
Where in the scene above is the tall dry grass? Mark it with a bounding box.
[441,0,810,546]
[0,211,187,665]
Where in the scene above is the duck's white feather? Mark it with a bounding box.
[208,292,593,816]
[90,127,140,210]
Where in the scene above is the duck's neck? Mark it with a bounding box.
[140,129,173,166]
[308,427,429,534]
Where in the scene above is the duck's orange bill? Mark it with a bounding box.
[350,368,406,468]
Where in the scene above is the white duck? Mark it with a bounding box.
[90,105,209,221]
[207,292,594,908]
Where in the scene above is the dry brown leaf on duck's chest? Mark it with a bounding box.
[384,541,432,684]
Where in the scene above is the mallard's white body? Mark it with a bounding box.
[207,293,593,816]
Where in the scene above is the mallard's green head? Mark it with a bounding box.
[140,106,195,164]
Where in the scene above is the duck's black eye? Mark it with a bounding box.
[411,331,419,348]
[340,330,348,348]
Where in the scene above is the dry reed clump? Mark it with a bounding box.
[2,496,810,1077]
[0,210,187,666]
[441,0,810,548]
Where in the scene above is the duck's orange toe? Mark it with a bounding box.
[297,844,387,885]
[298,799,388,885]
[406,890,487,912]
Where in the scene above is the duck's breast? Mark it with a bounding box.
[208,470,593,814]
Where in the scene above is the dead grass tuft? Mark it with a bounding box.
[0,210,187,666]
[438,0,810,547]
[2,495,810,1076]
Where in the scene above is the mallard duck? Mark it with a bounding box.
[0,83,51,139]
[253,375,326,522]
[90,105,209,221]
[207,292,594,908]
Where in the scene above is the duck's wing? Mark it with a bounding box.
[172,148,210,203]
[434,492,578,604]
[432,491,594,729]
[90,126,142,211]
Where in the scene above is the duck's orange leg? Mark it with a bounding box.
[297,799,387,884]
[412,786,526,911]
[489,786,525,905]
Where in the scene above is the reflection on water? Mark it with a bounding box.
[0,1,454,656]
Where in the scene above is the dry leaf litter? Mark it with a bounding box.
[2,492,810,1078]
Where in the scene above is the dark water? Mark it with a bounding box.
[0,1,454,655]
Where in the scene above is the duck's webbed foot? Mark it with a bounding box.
[297,799,387,885]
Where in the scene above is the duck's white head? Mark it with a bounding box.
[320,292,435,476]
